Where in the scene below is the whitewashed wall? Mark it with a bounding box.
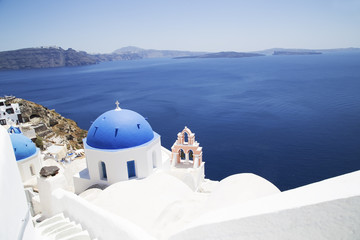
[170,171,360,240]
[52,188,156,240]
[170,196,360,240]
[0,126,35,240]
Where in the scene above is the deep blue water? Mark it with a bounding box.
[1,52,360,190]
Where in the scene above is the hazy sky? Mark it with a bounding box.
[0,0,359,53]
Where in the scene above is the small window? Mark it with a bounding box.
[30,165,35,176]
[6,108,14,114]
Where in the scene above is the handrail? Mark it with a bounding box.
[17,207,30,240]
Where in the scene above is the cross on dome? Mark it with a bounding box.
[115,100,122,111]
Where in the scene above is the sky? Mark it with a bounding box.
[0,0,359,53]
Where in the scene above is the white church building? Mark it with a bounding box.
[1,102,360,240]
[8,126,42,183]
[73,102,166,193]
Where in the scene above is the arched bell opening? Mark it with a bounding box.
[188,150,194,161]
[179,149,185,160]
[184,132,189,144]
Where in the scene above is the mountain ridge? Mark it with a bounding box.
[113,46,207,58]
[174,51,264,59]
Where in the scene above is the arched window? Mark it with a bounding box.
[152,151,157,168]
[179,149,185,160]
[100,161,107,180]
[188,150,193,161]
[30,164,35,176]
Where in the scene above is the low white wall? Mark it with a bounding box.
[160,146,171,169]
[73,169,108,194]
[52,188,156,240]
[171,171,360,240]
[170,195,360,240]
[37,171,68,218]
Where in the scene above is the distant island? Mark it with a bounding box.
[0,46,359,71]
[0,47,142,70]
[174,51,264,59]
[0,46,204,71]
[273,51,322,55]
[113,46,206,59]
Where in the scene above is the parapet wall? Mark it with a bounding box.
[170,195,360,240]
[170,170,360,240]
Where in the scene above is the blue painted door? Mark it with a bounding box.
[127,160,136,178]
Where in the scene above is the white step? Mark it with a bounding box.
[61,230,92,240]
[54,224,83,240]
[45,223,74,237]
[36,213,66,228]
[41,220,71,235]
[35,213,93,240]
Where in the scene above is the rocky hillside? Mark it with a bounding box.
[10,98,87,149]
[0,47,143,70]
[0,47,98,70]
[92,52,142,62]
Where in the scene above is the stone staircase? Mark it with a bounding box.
[35,213,95,240]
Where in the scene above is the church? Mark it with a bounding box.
[0,102,359,240]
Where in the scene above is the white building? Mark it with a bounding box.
[8,126,42,183]
[0,98,23,125]
[73,103,167,193]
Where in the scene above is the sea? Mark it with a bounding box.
[1,52,360,191]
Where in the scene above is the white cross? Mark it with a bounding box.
[115,100,121,111]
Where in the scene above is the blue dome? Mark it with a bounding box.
[10,134,37,161]
[86,109,154,149]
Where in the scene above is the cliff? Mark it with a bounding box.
[0,47,98,70]
[9,98,87,149]
[0,47,144,70]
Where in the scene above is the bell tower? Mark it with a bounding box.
[171,126,203,168]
